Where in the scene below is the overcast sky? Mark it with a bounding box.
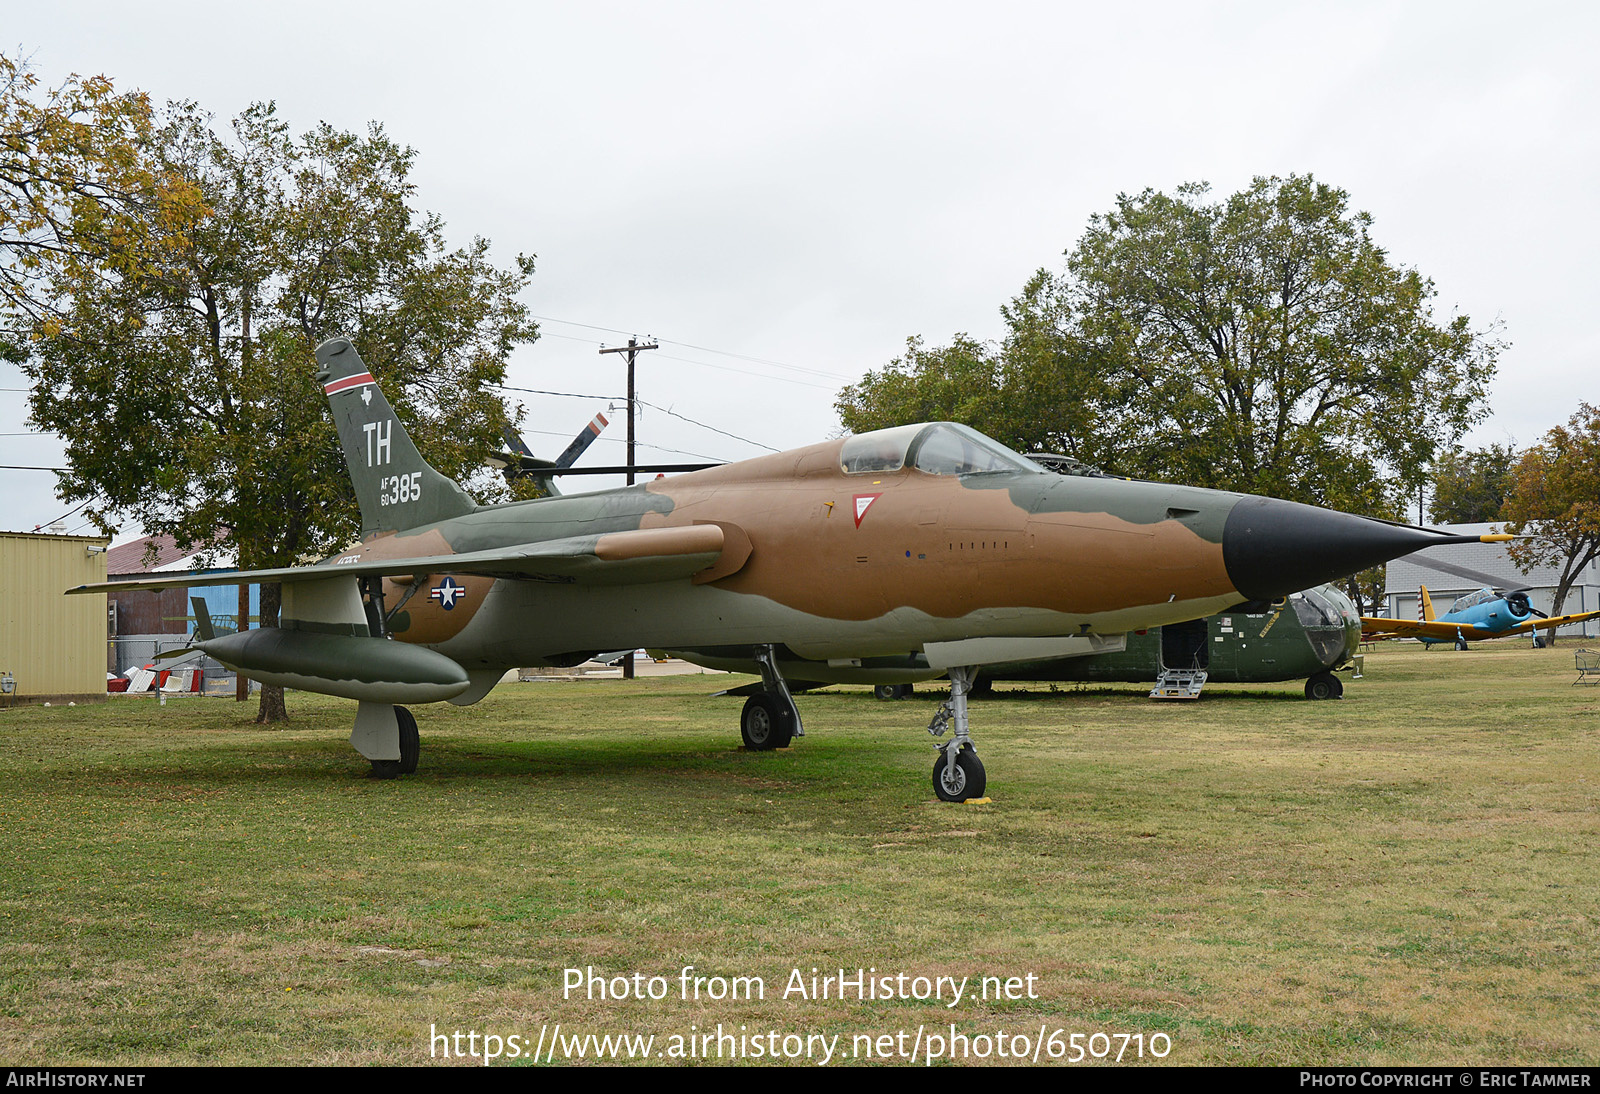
[4,1,1596,539]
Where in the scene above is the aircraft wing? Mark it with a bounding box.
[1502,609,1600,635]
[67,524,733,594]
[1360,617,1474,641]
[1362,609,1600,642]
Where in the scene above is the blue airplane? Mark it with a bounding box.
[1361,585,1600,649]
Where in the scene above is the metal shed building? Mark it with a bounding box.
[0,531,111,704]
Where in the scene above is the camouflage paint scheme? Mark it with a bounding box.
[363,441,1250,675]
[69,338,1504,787]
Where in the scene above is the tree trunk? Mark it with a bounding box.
[255,581,289,723]
[1546,569,1579,650]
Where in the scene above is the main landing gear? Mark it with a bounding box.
[735,652,990,802]
[740,645,804,751]
[354,701,420,779]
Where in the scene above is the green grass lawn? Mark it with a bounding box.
[2,643,1596,1065]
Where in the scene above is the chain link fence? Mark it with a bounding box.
[107,635,254,696]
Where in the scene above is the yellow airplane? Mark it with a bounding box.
[1361,585,1600,649]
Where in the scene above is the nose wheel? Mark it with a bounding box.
[928,666,987,801]
[932,745,985,803]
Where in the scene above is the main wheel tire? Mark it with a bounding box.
[932,747,986,803]
[1304,672,1343,700]
[740,694,794,750]
[1455,636,1469,651]
[396,706,420,774]
[874,684,913,700]
[370,759,402,780]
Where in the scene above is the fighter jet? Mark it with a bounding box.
[68,338,1510,801]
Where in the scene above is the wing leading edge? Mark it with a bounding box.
[1361,608,1600,642]
[66,524,730,595]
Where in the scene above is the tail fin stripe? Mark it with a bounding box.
[323,372,375,396]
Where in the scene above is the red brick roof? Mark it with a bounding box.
[105,535,190,575]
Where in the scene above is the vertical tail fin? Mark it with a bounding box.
[315,338,478,537]
[1419,586,1435,622]
[191,597,215,641]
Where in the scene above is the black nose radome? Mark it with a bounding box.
[1223,497,1486,602]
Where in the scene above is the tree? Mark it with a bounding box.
[839,176,1501,518]
[13,97,536,722]
[1502,405,1600,629]
[1343,565,1387,618]
[1,53,199,355]
[837,271,1128,470]
[1431,443,1518,524]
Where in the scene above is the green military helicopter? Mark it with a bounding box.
[864,584,1361,701]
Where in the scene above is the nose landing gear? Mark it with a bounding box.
[928,666,987,802]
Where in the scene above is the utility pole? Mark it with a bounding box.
[236,583,249,702]
[599,337,659,677]
[599,337,659,486]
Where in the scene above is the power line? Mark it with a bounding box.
[26,497,95,535]
[539,331,621,347]
[526,323,841,391]
[657,336,851,381]
[530,314,853,382]
[517,427,725,464]
[650,351,837,390]
[496,384,623,401]
[530,314,633,338]
[635,398,777,453]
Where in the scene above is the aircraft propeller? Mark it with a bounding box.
[1395,551,1515,592]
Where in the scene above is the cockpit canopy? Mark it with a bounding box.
[840,422,1045,477]
[1291,586,1352,630]
[1447,588,1499,614]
